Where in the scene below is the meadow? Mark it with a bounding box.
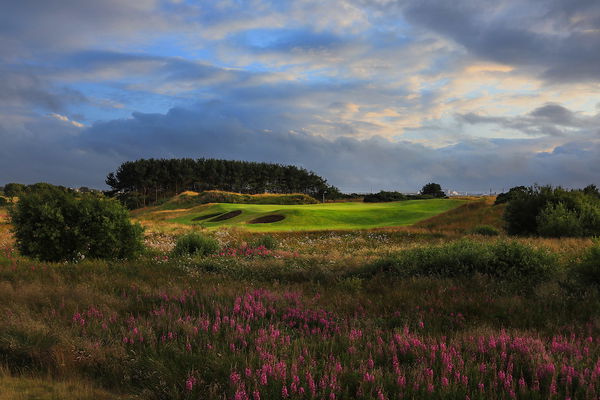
[0,199,599,400]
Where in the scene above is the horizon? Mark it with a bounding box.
[1,1,599,192]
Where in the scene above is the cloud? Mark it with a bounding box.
[397,0,600,83]
[459,103,600,137]
[49,113,85,128]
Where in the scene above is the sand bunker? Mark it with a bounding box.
[209,210,242,222]
[248,214,286,224]
[192,212,223,221]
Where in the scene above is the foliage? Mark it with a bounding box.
[250,234,278,250]
[420,182,445,198]
[0,245,598,399]
[469,225,500,236]
[503,185,600,236]
[363,191,437,202]
[9,185,143,262]
[171,233,220,257]
[365,240,557,285]
[494,185,527,205]
[572,243,600,288]
[2,183,27,198]
[106,158,340,208]
[363,191,408,202]
[0,197,7,206]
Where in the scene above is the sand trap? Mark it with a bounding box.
[192,212,223,221]
[248,214,285,224]
[209,210,242,222]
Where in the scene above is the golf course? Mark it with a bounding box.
[137,197,466,231]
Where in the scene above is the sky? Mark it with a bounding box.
[1,0,600,193]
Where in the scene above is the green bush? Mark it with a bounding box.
[251,234,278,250]
[172,233,220,257]
[9,185,143,262]
[469,225,500,236]
[0,196,7,206]
[365,240,556,284]
[536,202,583,237]
[504,185,600,236]
[572,244,600,288]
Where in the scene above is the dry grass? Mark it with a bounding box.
[413,196,505,233]
[0,367,127,400]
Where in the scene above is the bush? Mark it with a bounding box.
[251,234,278,250]
[494,186,527,205]
[10,185,143,262]
[536,202,583,237]
[572,244,600,288]
[0,196,7,206]
[364,240,556,284]
[420,182,445,198]
[172,233,220,257]
[503,185,600,236]
[469,225,500,236]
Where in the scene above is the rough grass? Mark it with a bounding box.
[0,370,125,400]
[136,198,466,232]
[2,201,599,399]
[414,196,505,233]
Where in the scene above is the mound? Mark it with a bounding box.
[160,190,319,209]
[192,212,223,221]
[209,210,242,222]
[248,214,286,224]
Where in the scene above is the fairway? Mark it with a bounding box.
[161,199,466,231]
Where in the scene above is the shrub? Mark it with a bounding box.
[172,233,220,257]
[536,202,583,237]
[503,185,600,236]
[420,182,445,198]
[363,191,408,203]
[251,234,278,250]
[469,225,500,236]
[10,185,143,262]
[0,196,7,206]
[572,244,600,288]
[364,240,556,284]
[494,186,527,205]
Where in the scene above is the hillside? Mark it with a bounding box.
[158,190,319,210]
[135,198,466,232]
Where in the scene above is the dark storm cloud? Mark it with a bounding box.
[396,0,600,82]
[67,104,599,191]
[459,103,600,137]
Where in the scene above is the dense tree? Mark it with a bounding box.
[3,183,27,198]
[503,185,600,237]
[494,186,527,205]
[420,183,445,198]
[106,158,341,208]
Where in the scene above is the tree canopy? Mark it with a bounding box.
[420,183,445,198]
[106,158,341,208]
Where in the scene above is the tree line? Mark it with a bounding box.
[105,158,341,208]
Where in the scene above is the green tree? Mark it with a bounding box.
[3,183,27,198]
[420,182,445,198]
[10,185,143,262]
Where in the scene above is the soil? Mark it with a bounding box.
[248,214,286,224]
[209,210,242,222]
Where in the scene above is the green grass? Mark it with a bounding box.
[165,199,466,231]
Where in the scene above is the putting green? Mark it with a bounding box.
[166,199,466,232]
